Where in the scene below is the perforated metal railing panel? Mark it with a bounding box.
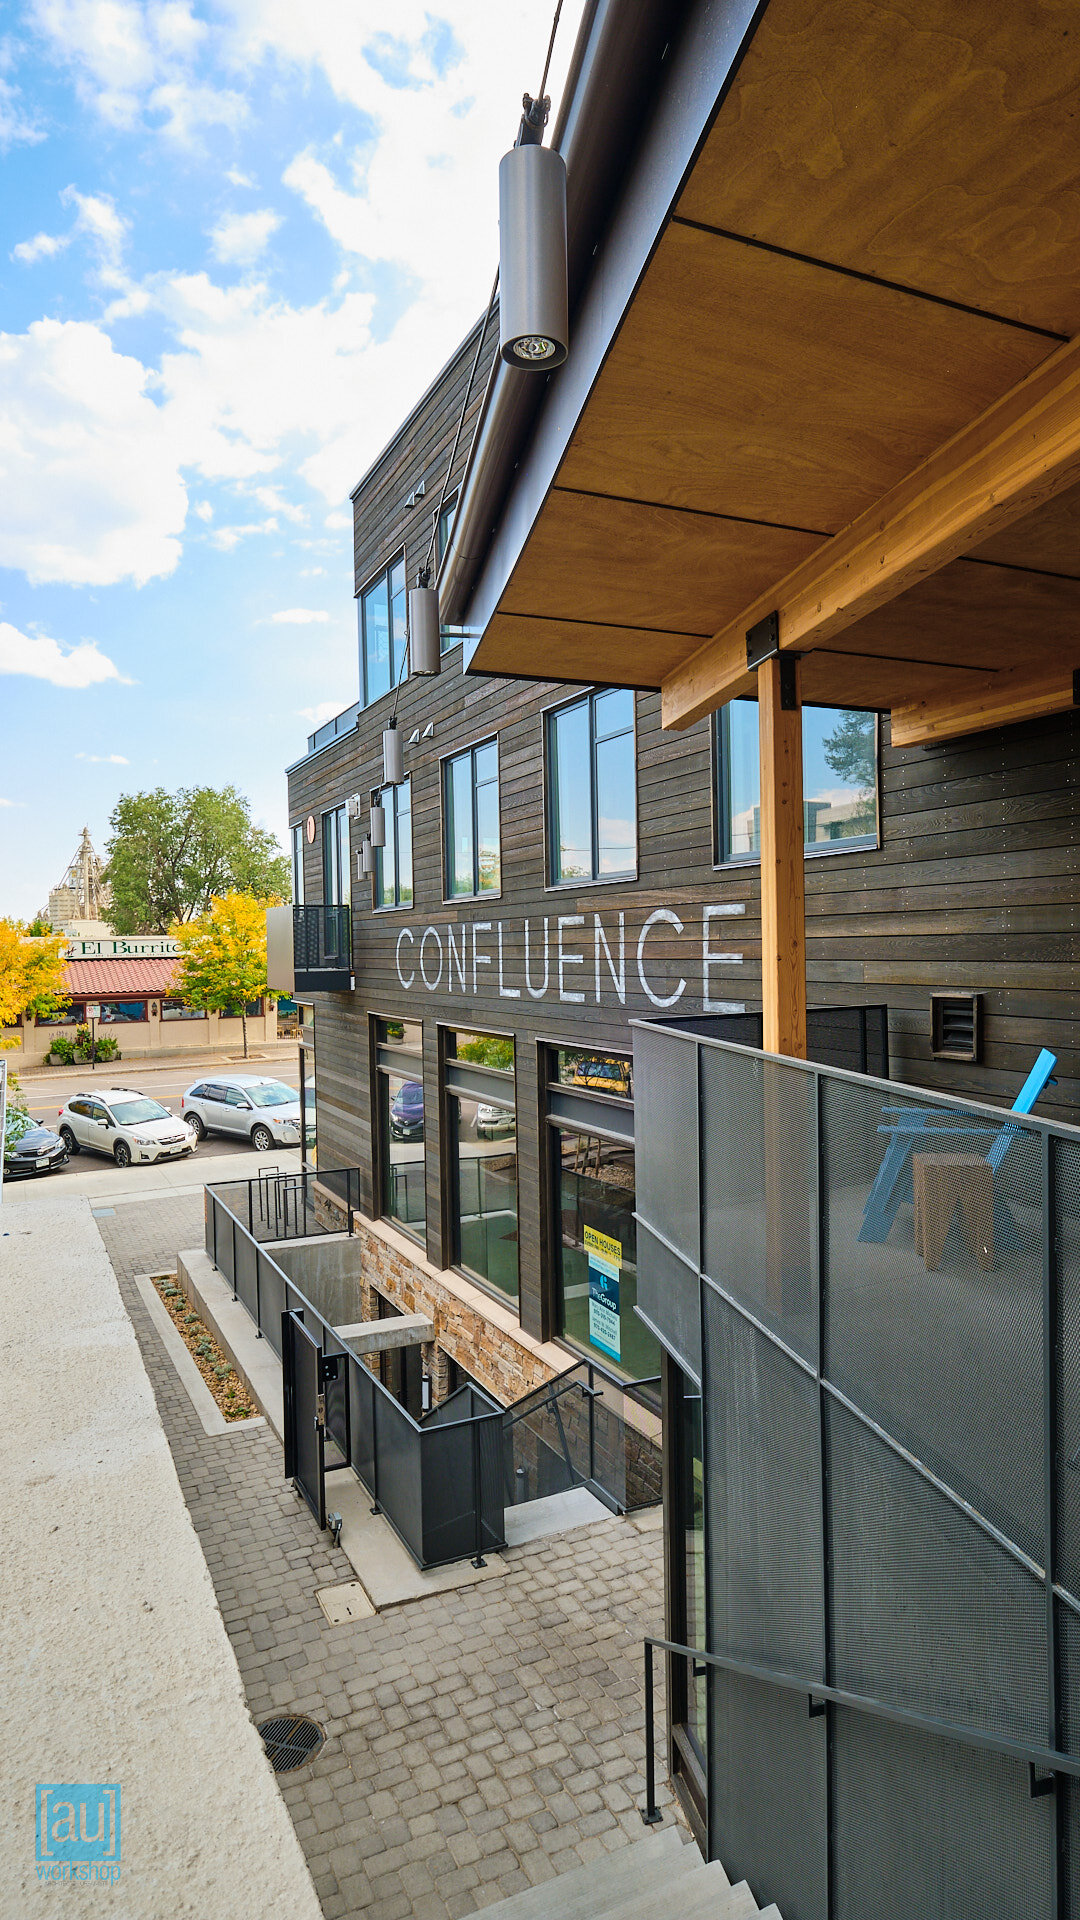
[633,1021,1080,1917]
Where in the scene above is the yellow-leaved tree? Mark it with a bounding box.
[0,919,69,1050]
[170,892,281,1059]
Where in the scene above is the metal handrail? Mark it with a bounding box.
[502,1371,600,1431]
[639,1633,1080,1830]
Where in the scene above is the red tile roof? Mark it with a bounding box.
[63,957,179,997]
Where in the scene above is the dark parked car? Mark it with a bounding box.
[4,1122,69,1179]
[389,1080,424,1141]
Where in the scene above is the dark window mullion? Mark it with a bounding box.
[589,693,600,881]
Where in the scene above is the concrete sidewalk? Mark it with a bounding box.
[0,1194,322,1920]
[3,1144,297,1208]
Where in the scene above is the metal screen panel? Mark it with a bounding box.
[701,1048,817,1366]
[635,1222,701,1383]
[704,1285,823,1680]
[831,1706,1054,1920]
[709,1668,827,1920]
[234,1226,258,1320]
[372,1388,424,1563]
[349,1359,376,1494]
[1056,1137,1080,1606]
[827,1397,1049,1750]
[256,1251,286,1357]
[634,1023,698,1265]
[824,1074,1044,1562]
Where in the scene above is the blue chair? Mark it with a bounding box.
[858,1049,1057,1247]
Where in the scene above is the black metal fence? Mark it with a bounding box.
[209,1166,361,1244]
[293,903,351,989]
[204,1181,505,1568]
[505,1362,662,1513]
[633,1017,1080,1919]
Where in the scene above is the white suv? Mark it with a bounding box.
[58,1089,198,1168]
[180,1075,302,1151]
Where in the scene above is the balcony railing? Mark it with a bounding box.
[632,1012,1080,1916]
[293,904,351,992]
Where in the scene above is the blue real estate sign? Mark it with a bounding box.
[585,1225,622,1361]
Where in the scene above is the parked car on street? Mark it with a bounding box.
[181,1075,302,1151]
[476,1100,515,1139]
[57,1089,197,1167]
[4,1118,69,1179]
[389,1080,424,1141]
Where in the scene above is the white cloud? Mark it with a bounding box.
[12,229,70,264]
[75,751,129,762]
[271,607,330,624]
[0,72,44,149]
[208,517,277,550]
[0,797,19,808]
[299,700,345,728]
[226,166,255,188]
[0,318,188,586]
[193,499,213,521]
[209,207,281,266]
[0,621,131,688]
[30,0,245,142]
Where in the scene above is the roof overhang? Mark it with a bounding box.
[449,0,1080,747]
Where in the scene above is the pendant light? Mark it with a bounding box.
[409,567,440,677]
[382,717,403,786]
[360,835,373,876]
[499,103,567,371]
[369,789,386,849]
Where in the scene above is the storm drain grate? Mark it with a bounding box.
[257,1714,324,1772]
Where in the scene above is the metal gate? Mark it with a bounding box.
[282,1309,325,1528]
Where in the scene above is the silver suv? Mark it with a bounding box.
[57,1089,197,1167]
[180,1075,302,1151]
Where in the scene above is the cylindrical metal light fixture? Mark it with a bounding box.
[382,718,403,786]
[369,791,386,848]
[408,581,440,676]
[360,835,373,876]
[499,142,568,370]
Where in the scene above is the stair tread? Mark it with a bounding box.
[724,1883,759,1920]
[617,1861,734,1920]
[460,1826,689,1920]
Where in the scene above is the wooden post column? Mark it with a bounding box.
[757,654,807,1059]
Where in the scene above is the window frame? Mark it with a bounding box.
[441,1024,520,1309]
[372,1014,425,1246]
[374,777,413,912]
[321,804,350,906]
[544,687,638,889]
[441,735,501,902]
[358,548,407,709]
[712,700,882,867]
[290,822,305,905]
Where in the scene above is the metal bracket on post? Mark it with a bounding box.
[1030,1763,1056,1798]
[746,611,799,706]
[808,1694,826,1718]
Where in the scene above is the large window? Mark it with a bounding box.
[98,1000,147,1024]
[290,822,305,905]
[161,999,206,1021]
[446,1029,518,1303]
[547,688,636,884]
[375,779,412,909]
[548,1047,659,1381]
[444,739,500,898]
[359,555,407,706]
[716,702,879,861]
[374,1017,424,1241]
[321,805,350,906]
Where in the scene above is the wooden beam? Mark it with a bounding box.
[662,332,1080,730]
[758,655,806,1059]
[891,662,1080,748]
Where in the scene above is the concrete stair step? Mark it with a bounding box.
[724,1884,761,1919]
[461,1826,690,1920]
[617,1860,734,1919]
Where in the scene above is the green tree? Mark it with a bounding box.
[822,711,877,833]
[104,786,291,933]
[171,892,282,1058]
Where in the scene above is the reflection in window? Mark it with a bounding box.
[376,1017,424,1239]
[717,701,879,859]
[447,1028,517,1302]
[375,779,412,908]
[161,999,206,1020]
[321,805,350,906]
[548,689,636,883]
[555,1050,633,1098]
[444,739,500,897]
[359,555,407,706]
[290,823,305,905]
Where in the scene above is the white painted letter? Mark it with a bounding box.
[473,922,492,994]
[419,927,443,990]
[702,905,746,1012]
[558,915,586,1003]
[395,927,416,989]
[498,922,520,998]
[594,912,626,1004]
[525,917,549,999]
[447,924,467,993]
[637,908,687,1009]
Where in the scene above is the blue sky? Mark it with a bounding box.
[0,0,583,918]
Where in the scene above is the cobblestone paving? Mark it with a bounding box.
[96,1196,680,1919]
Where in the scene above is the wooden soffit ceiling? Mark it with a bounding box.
[471,0,1080,742]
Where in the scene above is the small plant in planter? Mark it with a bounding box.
[94,1035,120,1062]
[48,1035,76,1066]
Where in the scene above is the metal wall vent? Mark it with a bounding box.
[930,991,982,1062]
[257,1714,324,1773]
